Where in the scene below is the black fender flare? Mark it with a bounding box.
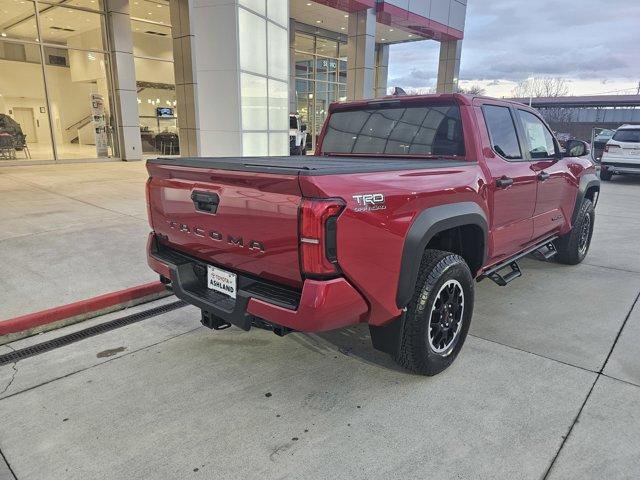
[396,202,488,309]
[572,173,600,223]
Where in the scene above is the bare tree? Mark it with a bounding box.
[458,85,486,95]
[511,77,570,98]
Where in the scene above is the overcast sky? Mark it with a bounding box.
[388,0,640,97]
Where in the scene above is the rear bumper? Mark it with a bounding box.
[601,161,640,175]
[146,233,368,332]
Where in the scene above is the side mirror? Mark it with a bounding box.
[565,139,589,158]
[300,124,307,132]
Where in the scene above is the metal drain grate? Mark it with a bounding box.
[0,300,187,367]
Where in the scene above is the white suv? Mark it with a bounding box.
[600,124,640,180]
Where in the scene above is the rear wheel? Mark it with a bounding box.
[556,198,595,265]
[394,249,474,376]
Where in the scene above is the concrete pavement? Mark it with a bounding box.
[0,173,639,479]
[0,162,154,319]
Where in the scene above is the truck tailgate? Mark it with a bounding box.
[147,162,303,288]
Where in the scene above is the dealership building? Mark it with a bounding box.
[0,0,467,163]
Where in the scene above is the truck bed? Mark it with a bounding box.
[147,156,472,176]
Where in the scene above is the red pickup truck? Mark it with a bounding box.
[146,94,599,375]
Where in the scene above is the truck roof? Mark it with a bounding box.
[328,93,528,112]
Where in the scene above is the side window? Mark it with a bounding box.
[517,110,557,159]
[482,105,522,160]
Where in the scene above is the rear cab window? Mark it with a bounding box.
[612,129,640,143]
[482,105,522,160]
[321,103,465,157]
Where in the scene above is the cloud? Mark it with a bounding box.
[388,0,640,93]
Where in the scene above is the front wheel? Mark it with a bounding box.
[556,198,595,265]
[394,249,474,376]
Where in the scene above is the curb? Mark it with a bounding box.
[0,282,170,344]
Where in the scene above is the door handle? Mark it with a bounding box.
[191,191,219,213]
[495,176,514,189]
[538,171,550,181]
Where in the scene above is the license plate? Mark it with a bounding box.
[207,265,237,299]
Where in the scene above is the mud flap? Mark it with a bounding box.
[369,311,406,356]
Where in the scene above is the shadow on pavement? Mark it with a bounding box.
[289,323,407,374]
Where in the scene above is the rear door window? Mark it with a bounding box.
[612,129,640,143]
[482,105,522,160]
[321,104,465,156]
[517,110,557,159]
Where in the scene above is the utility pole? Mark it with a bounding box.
[636,81,640,95]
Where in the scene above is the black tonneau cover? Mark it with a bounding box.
[147,156,472,176]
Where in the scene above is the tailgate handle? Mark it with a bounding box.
[191,191,219,213]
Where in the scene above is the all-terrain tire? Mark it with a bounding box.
[556,198,595,265]
[394,249,474,376]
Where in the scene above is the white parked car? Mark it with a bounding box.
[600,124,640,181]
[289,114,308,156]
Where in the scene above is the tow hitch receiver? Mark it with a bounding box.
[201,310,232,330]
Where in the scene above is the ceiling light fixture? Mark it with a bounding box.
[315,19,321,23]
[381,38,386,41]
[0,32,6,37]
[389,29,394,32]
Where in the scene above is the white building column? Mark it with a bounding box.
[106,0,142,160]
[288,19,297,114]
[374,43,389,98]
[436,40,462,93]
[346,7,376,100]
[170,0,290,157]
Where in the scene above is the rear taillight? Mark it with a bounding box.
[604,144,620,153]
[299,198,345,277]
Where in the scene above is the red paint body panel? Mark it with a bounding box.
[147,163,302,288]
[146,93,595,332]
[246,277,368,332]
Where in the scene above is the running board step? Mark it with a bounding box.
[534,241,557,260]
[487,261,522,286]
[482,236,558,287]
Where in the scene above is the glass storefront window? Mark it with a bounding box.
[0,0,118,162]
[130,0,170,25]
[295,52,313,80]
[131,17,176,154]
[37,5,105,50]
[44,49,114,159]
[295,32,314,54]
[38,0,104,12]
[0,38,54,161]
[316,38,338,58]
[0,0,38,43]
[294,31,345,151]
